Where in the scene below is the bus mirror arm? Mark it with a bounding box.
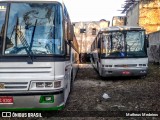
[145,34,149,48]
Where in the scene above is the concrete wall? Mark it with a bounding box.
[126,3,139,26]
[139,0,160,34]
[126,0,160,34]
[73,21,100,54]
[112,16,127,26]
[148,31,160,63]
[73,20,109,54]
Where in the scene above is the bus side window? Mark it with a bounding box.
[98,35,101,58]
[101,35,108,55]
[64,6,68,40]
[98,37,101,49]
[64,5,72,41]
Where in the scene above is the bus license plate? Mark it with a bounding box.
[0,96,13,104]
[122,71,130,75]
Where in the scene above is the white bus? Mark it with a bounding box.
[90,26,149,77]
[0,0,79,110]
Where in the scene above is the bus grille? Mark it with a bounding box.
[0,82,29,91]
[0,67,52,74]
[114,64,137,67]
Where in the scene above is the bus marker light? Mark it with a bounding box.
[143,64,146,66]
[109,65,112,67]
[140,70,146,73]
[105,65,109,67]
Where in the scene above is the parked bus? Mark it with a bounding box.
[0,0,79,110]
[90,26,149,77]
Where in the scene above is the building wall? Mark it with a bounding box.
[112,16,127,26]
[73,20,109,53]
[139,0,160,34]
[148,31,160,63]
[126,3,139,26]
[126,0,160,34]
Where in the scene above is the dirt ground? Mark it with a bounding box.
[1,63,160,120]
[44,63,160,119]
[65,64,160,111]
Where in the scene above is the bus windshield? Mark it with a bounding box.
[126,31,145,57]
[101,30,146,58]
[4,3,63,55]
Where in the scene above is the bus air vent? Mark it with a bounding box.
[114,64,137,67]
[0,82,28,91]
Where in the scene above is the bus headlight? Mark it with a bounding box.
[36,82,45,88]
[54,81,61,88]
[45,82,53,87]
[30,81,62,90]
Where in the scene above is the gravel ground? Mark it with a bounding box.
[47,63,159,119]
[1,63,160,120]
[65,64,160,112]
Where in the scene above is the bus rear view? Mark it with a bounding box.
[91,26,149,77]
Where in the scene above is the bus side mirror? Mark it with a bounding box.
[145,34,149,48]
[98,41,101,49]
[0,36,2,48]
[67,24,73,41]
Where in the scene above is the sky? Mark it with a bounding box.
[63,0,126,23]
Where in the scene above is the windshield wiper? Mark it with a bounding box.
[15,17,33,63]
[29,19,37,52]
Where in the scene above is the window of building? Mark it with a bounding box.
[92,28,96,35]
[80,28,86,33]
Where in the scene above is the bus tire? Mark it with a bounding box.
[97,62,102,76]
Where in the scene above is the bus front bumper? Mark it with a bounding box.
[0,89,65,111]
[101,68,148,77]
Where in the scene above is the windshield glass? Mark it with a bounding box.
[101,31,146,58]
[5,3,63,55]
[126,31,145,57]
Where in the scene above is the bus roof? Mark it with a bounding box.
[100,26,145,33]
[0,0,63,3]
